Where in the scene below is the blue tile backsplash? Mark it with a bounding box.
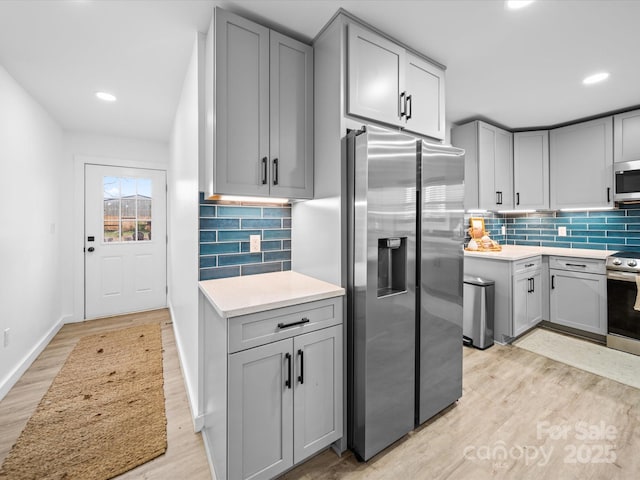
[466,208,640,252]
[199,193,292,280]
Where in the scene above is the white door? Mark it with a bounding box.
[84,164,166,319]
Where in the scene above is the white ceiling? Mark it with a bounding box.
[0,0,638,142]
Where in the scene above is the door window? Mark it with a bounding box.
[103,176,152,242]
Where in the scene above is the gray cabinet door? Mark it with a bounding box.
[347,23,405,128]
[514,131,549,210]
[269,31,314,199]
[215,9,270,196]
[228,338,293,480]
[614,109,640,163]
[550,117,613,209]
[293,325,343,463]
[494,126,514,210]
[478,122,513,209]
[404,53,445,140]
[512,273,529,337]
[549,269,607,335]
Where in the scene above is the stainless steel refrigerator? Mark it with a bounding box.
[346,125,465,461]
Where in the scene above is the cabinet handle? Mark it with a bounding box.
[297,349,304,384]
[261,157,268,185]
[525,263,534,268]
[551,275,555,289]
[272,158,279,186]
[607,187,611,203]
[496,191,503,205]
[566,263,587,268]
[531,277,535,293]
[277,317,310,329]
[285,352,292,389]
[516,192,520,206]
[399,91,406,118]
[406,94,412,120]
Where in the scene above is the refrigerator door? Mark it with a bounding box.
[348,125,417,461]
[418,140,465,425]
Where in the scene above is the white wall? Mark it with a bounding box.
[0,65,65,399]
[168,33,205,429]
[61,132,169,323]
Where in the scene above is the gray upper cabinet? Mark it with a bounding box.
[347,23,445,140]
[211,8,313,199]
[452,120,513,210]
[614,109,640,164]
[404,53,446,140]
[549,117,613,209]
[347,23,405,129]
[513,131,549,210]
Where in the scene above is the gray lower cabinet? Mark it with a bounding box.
[549,256,607,335]
[202,295,343,480]
[464,255,542,343]
[206,8,313,199]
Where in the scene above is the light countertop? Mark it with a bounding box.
[199,270,345,318]
[464,244,614,261]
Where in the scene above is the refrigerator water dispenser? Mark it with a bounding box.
[377,237,407,297]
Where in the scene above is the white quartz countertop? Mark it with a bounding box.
[464,244,614,261]
[199,270,345,318]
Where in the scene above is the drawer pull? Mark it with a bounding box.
[524,263,535,268]
[566,263,587,268]
[277,317,310,329]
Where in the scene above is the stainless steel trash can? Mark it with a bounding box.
[463,275,495,350]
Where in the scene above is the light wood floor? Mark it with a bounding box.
[0,309,211,480]
[2,313,639,479]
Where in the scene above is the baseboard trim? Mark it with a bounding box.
[168,302,203,432]
[0,316,65,402]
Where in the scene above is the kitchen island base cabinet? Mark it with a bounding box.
[202,293,343,480]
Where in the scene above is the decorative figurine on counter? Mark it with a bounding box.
[466,217,501,252]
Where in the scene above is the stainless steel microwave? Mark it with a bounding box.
[614,160,640,202]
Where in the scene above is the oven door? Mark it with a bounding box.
[607,270,640,340]
[615,161,640,202]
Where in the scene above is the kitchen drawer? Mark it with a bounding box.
[228,297,342,353]
[548,256,605,275]
[513,256,542,274]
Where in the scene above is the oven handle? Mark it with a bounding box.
[607,270,640,282]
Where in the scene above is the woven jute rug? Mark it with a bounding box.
[0,323,167,480]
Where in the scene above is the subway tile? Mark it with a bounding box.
[200,231,217,242]
[200,266,240,281]
[577,243,607,250]
[570,218,603,224]
[540,217,570,224]
[625,238,640,246]
[589,224,625,231]
[509,234,528,241]
[558,211,588,218]
[199,218,240,230]
[515,217,540,224]
[624,209,640,217]
[218,230,261,242]
[589,210,625,217]
[516,240,542,246]
[527,235,556,241]
[199,191,205,202]
[264,251,291,262]
[241,218,282,229]
[607,231,635,238]
[569,229,605,237]
[541,241,572,248]
[607,243,636,251]
[263,207,292,218]
[240,240,282,252]
[218,253,263,266]
[283,261,292,271]
[242,262,283,276]
[283,240,291,249]
[200,242,240,255]
[199,205,216,218]
[568,237,588,244]
[263,229,291,240]
[199,256,217,268]
[217,206,262,218]
[283,218,292,228]
[587,237,609,244]
[606,216,640,224]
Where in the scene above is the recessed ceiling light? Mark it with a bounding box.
[583,72,610,85]
[506,0,535,10]
[95,91,117,102]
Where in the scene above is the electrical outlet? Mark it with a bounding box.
[501,225,506,235]
[249,235,261,253]
[3,328,9,348]
[558,226,567,237]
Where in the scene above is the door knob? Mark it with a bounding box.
[87,247,95,252]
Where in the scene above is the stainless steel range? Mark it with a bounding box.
[606,251,640,355]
